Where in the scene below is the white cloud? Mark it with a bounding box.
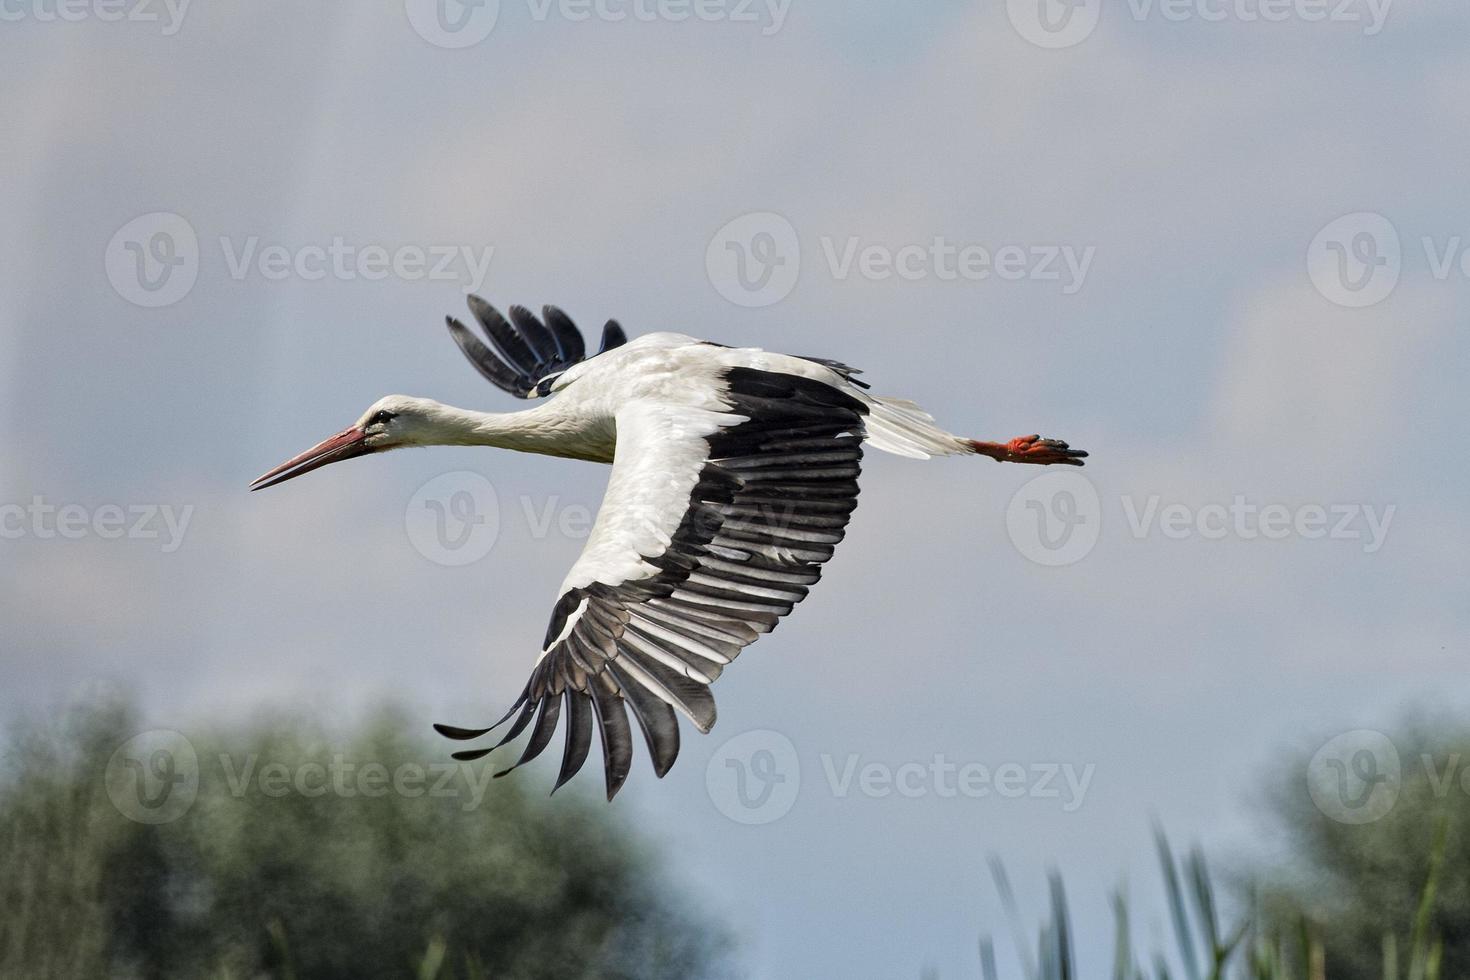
[1209,281,1455,461]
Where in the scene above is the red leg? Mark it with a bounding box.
[969,434,1088,466]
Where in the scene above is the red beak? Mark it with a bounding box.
[250,426,374,491]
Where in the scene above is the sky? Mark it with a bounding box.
[3,1,1469,976]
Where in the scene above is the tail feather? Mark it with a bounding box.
[859,395,973,459]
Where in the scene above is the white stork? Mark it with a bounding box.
[251,298,1087,799]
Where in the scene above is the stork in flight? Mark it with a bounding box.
[251,297,1087,799]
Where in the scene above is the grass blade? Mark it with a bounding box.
[1153,823,1201,980]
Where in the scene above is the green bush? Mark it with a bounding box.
[1255,721,1469,980]
[0,697,731,980]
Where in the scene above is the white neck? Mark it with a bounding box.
[411,400,609,462]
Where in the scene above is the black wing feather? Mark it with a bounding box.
[589,673,635,800]
[469,296,541,376]
[599,320,627,354]
[445,296,629,398]
[495,695,562,778]
[541,305,586,364]
[437,368,868,800]
[555,692,594,792]
[446,316,530,393]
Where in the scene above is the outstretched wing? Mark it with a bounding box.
[446,295,628,399]
[436,368,868,799]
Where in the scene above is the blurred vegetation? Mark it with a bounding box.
[979,721,1470,980]
[0,697,731,980]
[1253,722,1470,980]
[8,701,1462,980]
[983,822,1447,980]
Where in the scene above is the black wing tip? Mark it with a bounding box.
[465,293,497,316]
[434,722,493,741]
[447,297,621,397]
[600,319,628,353]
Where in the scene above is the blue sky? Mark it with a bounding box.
[4,2,1469,976]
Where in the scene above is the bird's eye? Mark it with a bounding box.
[368,410,395,426]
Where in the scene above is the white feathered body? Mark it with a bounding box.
[504,332,972,465]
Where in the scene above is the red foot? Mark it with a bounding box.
[970,434,1088,466]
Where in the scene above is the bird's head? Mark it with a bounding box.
[249,395,448,490]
